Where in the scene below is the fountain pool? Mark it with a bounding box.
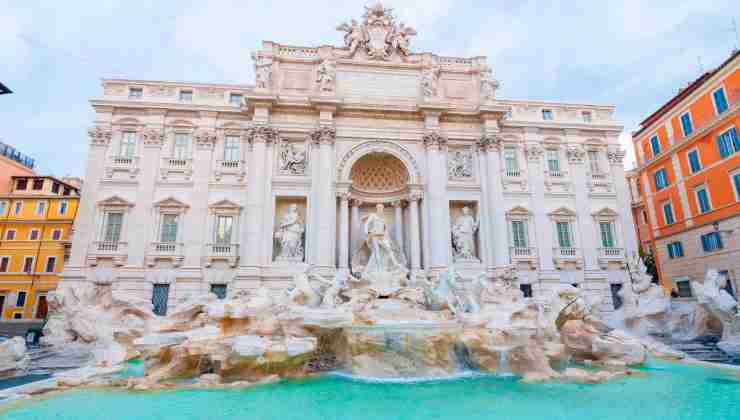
[2,359,739,420]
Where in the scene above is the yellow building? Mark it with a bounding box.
[0,176,80,321]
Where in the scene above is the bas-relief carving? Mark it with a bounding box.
[566,146,585,164]
[194,129,217,149]
[608,149,626,165]
[279,142,308,175]
[252,53,273,90]
[336,3,417,61]
[448,148,474,180]
[245,126,280,144]
[142,129,164,147]
[274,204,305,261]
[479,66,499,103]
[88,127,113,146]
[451,206,479,262]
[316,58,336,94]
[421,64,441,100]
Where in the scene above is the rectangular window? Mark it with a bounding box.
[13,201,22,214]
[582,111,592,122]
[696,187,711,213]
[653,169,669,191]
[542,109,553,120]
[179,90,193,102]
[650,135,661,156]
[599,222,615,248]
[16,178,27,190]
[667,242,685,259]
[6,230,16,240]
[687,149,701,173]
[504,149,518,173]
[662,201,675,225]
[129,87,143,98]
[701,232,723,252]
[23,257,33,273]
[680,112,693,136]
[45,257,56,273]
[36,201,46,216]
[52,229,62,241]
[16,291,27,308]
[610,283,623,310]
[546,150,560,172]
[152,284,170,316]
[51,182,60,193]
[520,284,533,298]
[32,179,44,190]
[734,173,740,201]
[0,257,9,272]
[0,201,6,215]
[556,221,572,248]
[103,212,123,242]
[717,127,739,159]
[174,133,191,159]
[211,284,228,300]
[29,229,39,240]
[160,214,179,243]
[713,87,729,114]
[588,150,601,173]
[215,215,234,244]
[120,132,137,157]
[59,200,68,215]
[511,220,528,248]
[229,93,243,107]
[676,280,692,298]
[223,136,241,161]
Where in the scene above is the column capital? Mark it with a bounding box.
[88,126,112,147]
[524,142,543,161]
[408,191,423,202]
[607,148,626,165]
[566,145,586,164]
[391,200,404,208]
[476,134,502,152]
[351,198,364,207]
[142,128,164,148]
[244,125,279,145]
[422,131,447,150]
[310,126,336,145]
[194,129,217,150]
[337,191,351,202]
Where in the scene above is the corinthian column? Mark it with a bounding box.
[338,192,350,271]
[311,126,336,268]
[351,199,362,260]
[408,192,422,272]
[243,126,278,268]
[423,131,450,270]
[480,134,508,266]
[392,200,404,246]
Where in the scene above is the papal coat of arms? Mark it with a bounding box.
[336,3,417,60]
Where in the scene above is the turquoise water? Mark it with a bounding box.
[3,360,740,420]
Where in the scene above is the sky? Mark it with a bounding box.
[1,0,738,177]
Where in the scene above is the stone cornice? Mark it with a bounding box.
[88,126,112,146]
[244,126,280,144]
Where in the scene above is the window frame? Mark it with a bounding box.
[694,184,712,214]
[650,135,661,156]
[16,291,27,308]
[581,111,592,122]
[0,200,6,215]
[28,229,40,241]
[32,178,44,190]
[22,256,34,273]
[51,229,63,241]
[5,229,16,240]
[503,147,519,173]
[667,241,684,259]
[223,135,241,162]
[701,231,724,253]
[732,170,740,202]
[546,149,560,172]
[712,86,729,115]
[555,221,573,248]
[13,201,22,215]
[59,200,68,216]
[178,90,193,102]
[542,109,553,120]
[229,93,243,107]
[0,256,10,272]
[101,211,124,243]
[159,213,180,243]
[509,219,529,248]
[680,111,694,137]
[128,86,144,99]
[214,214,235,244]
[687,148,702,174]
[119,131,138,157]
[662,200,675,225]
[45,256,57,273]
[35,200,47,216]
[654,168,669,191]
[173,133,192,159]
[598,221,616,248]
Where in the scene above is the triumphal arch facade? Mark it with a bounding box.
[64,4,636,314]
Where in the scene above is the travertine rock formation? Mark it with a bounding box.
[0,337,29,376]
[692,269,740,356]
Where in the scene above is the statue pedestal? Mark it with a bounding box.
[362,270,406,296]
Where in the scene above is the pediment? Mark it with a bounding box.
[548,206,576,217]
[507,205,532,216]
[209,199,242,210]
[97,195,134,208]
[592,207,619,218]
[153,196,189,209]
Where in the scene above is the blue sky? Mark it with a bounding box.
[1,0,737,177]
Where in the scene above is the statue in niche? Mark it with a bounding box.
[421,64,440,99]
[480,66,499,102]
[274,204,305,260]
[351,203,408,295]
[448,149,473,179]
[451,206,479,261]
[279,142,307,175]
[316,58,336,93]
[253,54,272,89]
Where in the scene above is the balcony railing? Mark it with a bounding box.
[214,159,246,181]
[597,247,625,269]
[547,169,567,178]
[150,241,183,255]
[590,172,608,181]
[553,246,580,258]
[504,169,522,178]
[510,246,535,257]
[204,243,240,267]
[94,240,128,253]
[88,241,128,266]
[110,155,138,168]
[160,157,193,180]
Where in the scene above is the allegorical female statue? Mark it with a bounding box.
[451,206,479,261]
[275,204,304,260]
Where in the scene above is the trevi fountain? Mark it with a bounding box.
[2,4,740,419]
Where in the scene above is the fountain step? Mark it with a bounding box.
[664,336,740,366]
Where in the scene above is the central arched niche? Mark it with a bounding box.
[349,152,410,194]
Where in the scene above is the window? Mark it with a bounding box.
[695,186,711,213]
[16,291,27,307]
[734,173,740,201]
[687,149,701,173]
[16,178,27,190]
[542,109,553,120]
[503,148,518,173]
[511,220,528,248]
[120,132,137,157]
[653,169,669,191]
[680,112,693,136]
[63,187,71,196]
[662,201,675,225]
[59,200,68,216]
[667,242,684,259]
[5,230,16,240]
[174,133,191,159]
[52,182,61,194]
[23,257,34,273]
[641,210,649,225]
[520,284,533,298]
[32,179,44,190]
[676,279,692,298]
[160,214,179,243]
[211,284,228,300]
[52,229,62,241]
[610,283,623,309]
[224,136,241,161]
[0,201,6,215]
[129,87,143,98]
[0,257,9,272]
[103,212,123,242]
[556,221,572,248]
[582,111,592,122]
[13,313,22,319]
[152,284,170,316]
[650,135,661,156]
[36,201,46,216]
[13,201,22,214]
[45,257,56,273]
[588,150,601,173]
[179,90,193,102]
[713,87,729,114]
[546,149,560,172]
[229,93,243,107]
[215,215,234,244]
[599,222,615,248]
[701,232,723,252]
[28,229,39,241]
[717,127,739,159]
[719,270,734,297]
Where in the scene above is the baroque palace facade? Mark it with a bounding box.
[63,5,635,314]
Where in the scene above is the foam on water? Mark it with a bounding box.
[329,370,515,384]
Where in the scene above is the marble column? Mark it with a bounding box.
[392,200,404,247]
[184,128,216,268]
[525,142,555,271]
[408,193,422,272]
[351,199,362,260]
[608,148,638,256]
[567,143,595,270]
[312,126,336,268]
[338,192,350,270]
[481,135,508,266]
[423,131,450,270]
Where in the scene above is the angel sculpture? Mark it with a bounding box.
[336,19,366,55]
[391,23,417,56]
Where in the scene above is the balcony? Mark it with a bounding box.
[204,243,240,267]
[87,241,128,266]
[146,241,184,267]
[501,169,528,192]
[544,170,571,194]
[509,246,537,268]
[588,171,614,194]
[214,159,246,182]
[105,155,140,179]
[552,247,583,269]
[547,169,567,178]
[160,157,193,180]
[597,247,626,269]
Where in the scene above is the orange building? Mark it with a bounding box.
[629,50,739,297]
[0,141,36,194]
